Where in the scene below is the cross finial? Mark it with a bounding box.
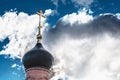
[36,10,46,43]
[37,10,45,27]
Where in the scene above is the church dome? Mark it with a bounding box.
[22,43,54,70]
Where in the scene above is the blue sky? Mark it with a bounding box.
[0,0,120,80]
[0,0,119,26]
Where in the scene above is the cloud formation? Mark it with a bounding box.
[44,9,57,16]
[51,0,66,8]
[51,0,94,8]
[71,0,94,7]
[0,12,38,58]
[43,11,120,80]
[0,8,120,80]
[0,9,55,58]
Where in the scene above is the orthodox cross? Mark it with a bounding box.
[36,10,45,43]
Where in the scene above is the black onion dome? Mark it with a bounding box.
[22,43,54,70]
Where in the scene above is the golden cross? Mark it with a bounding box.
[37,10,45,27]
[36,10,45,43]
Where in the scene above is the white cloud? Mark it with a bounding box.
[43,10,120,80]
[12,64,23,71]
[0,8,120,80]
[71,0,94,7]
[11,64,17,68]
[44,9,57,16]
[0,9,55,58]
[45,34,119,80]
[62,8,93,25]
[50,36,120,80]
[116,13,120,19]
[51,0,59,7]
[0,10,48,58]
[51,0,94,8]
[51,0,66,8]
